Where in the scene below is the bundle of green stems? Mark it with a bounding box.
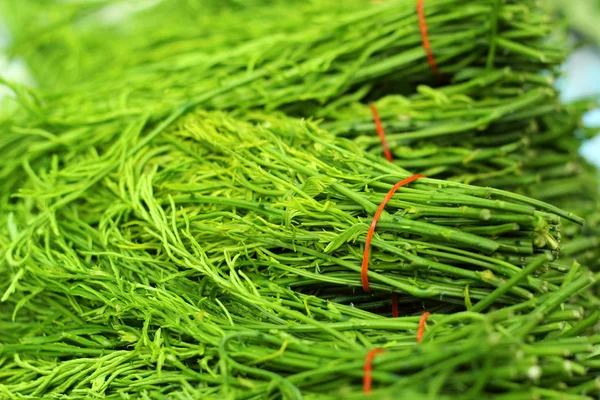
[1,0,565,123]
[1,110,599,398]
[320,68,600,271]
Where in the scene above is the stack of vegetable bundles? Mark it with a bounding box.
[0,0,599,399]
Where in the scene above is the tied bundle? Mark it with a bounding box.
[321,69,600,269]
[0,110,598,399]
[322,69,596,197]
[0,0,565,125]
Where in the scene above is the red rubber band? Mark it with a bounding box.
[361,174,425,292]
[416,312,431,343]
[370,104,401,315]
[416,0,440,76]
[363,348,386,394]
[369,103,393,162]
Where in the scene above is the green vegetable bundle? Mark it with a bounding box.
[1,110,598,399]
[1,0,566,124]
[1,0,566,94]
[2,289,598,398]
[320,68,600,269]
[323,69,597,197]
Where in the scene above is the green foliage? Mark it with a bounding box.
[0,0,598,398]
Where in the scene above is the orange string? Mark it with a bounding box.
[361,174,425,291]
[416,0,439,76]
[370,105,402,315]
[369,103,393,162]
[416,312,431,343]
[363,348,386,394]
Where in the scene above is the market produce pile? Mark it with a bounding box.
[1,0,599,399]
